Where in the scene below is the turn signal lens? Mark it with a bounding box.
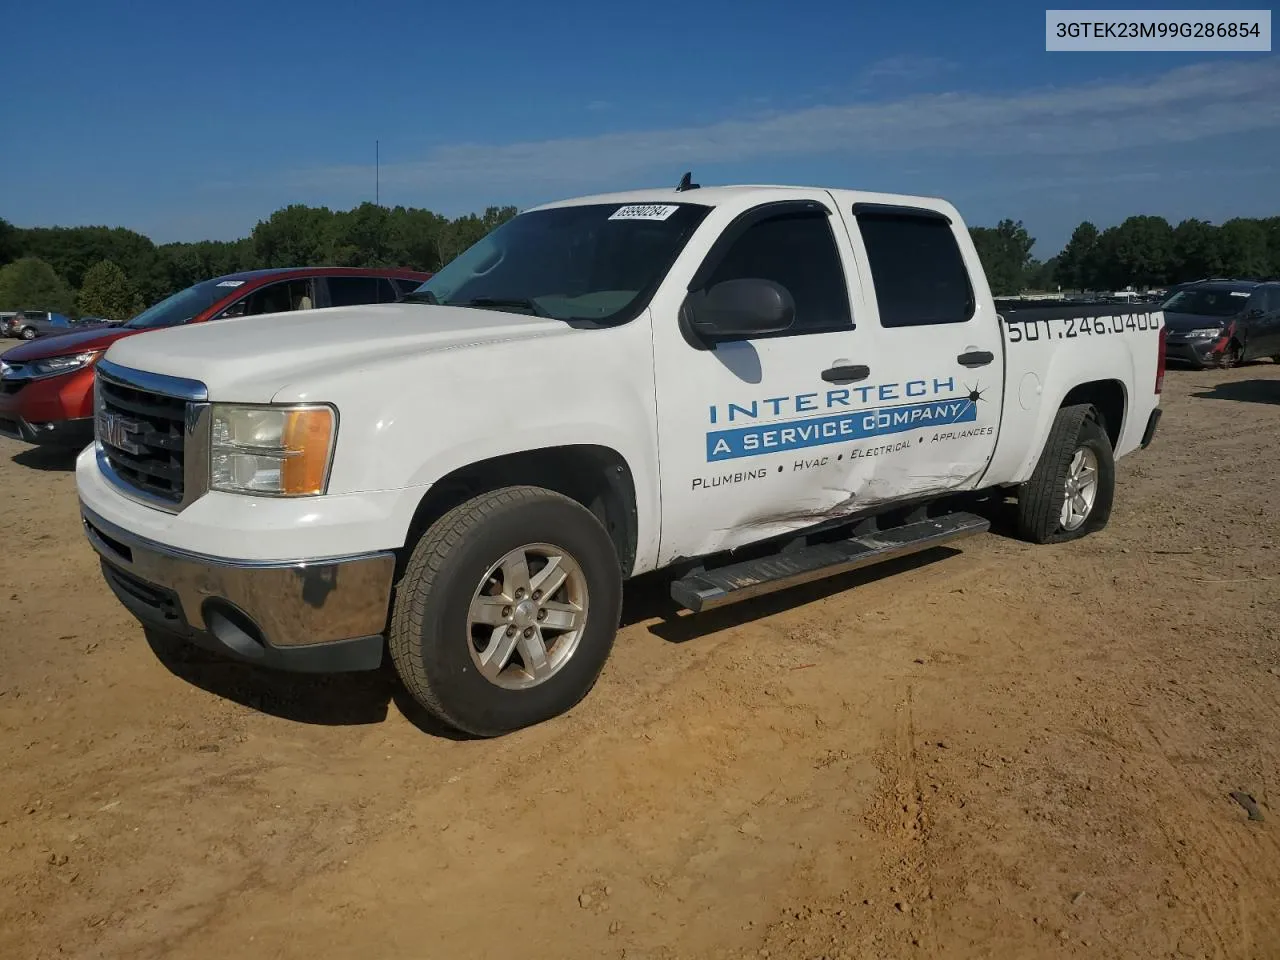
[281,408,335,495]
[210,404,336,496]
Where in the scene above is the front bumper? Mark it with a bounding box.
[0,412,94,447]
[1164,335,1218,367]
[82,504,394,672]
[0,367,96,446]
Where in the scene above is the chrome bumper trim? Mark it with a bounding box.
[81,503,395,648]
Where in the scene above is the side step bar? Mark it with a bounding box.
[669,512,990,613]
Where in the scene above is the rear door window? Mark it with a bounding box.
[855,211,975,327]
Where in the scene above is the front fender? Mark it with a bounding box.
[275,316,665,572]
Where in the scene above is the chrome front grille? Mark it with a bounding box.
[97,376,187,502]
[95,360,211,512]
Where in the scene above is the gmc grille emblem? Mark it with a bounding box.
[98,411,145,455]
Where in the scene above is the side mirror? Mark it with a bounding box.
[683,278,795,342]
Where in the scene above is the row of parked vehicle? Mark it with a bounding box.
[0,311,117,340]
[0,266,429,445]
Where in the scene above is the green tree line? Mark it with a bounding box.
[971,214,1280,296]
[2,202,1278,316]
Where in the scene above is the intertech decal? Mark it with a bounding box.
[704,377,985,462]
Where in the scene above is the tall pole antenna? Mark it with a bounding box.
[375,139,380,206]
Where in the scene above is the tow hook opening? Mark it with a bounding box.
[203,599,269,660]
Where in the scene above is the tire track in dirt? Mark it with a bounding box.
[872,684,937,955]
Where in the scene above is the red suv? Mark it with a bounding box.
[0,266,431,448]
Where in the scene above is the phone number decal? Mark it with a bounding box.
[1004,312,1163,344]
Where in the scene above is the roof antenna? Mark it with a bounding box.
[676,170,700,192]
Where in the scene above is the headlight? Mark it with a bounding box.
[210,404,336,496]
[29,351,102,378]
[1187,328,1223,339]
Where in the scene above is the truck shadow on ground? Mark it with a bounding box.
[142,627,477,740]
[140,506,1001,736]
[1191,379,1280,406]
[11,446,80,471]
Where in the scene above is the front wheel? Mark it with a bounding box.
[1015,404,1115,544]
[18,327,35,340]
[389,486,623,737]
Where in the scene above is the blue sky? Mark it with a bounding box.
[1,0,1277,257]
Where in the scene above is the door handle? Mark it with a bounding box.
[957,350,994,368]
[821,364,870,383]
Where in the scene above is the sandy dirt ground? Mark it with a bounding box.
[1,340,1278,960]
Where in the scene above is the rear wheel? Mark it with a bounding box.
[1015,404,1115,544]
[389,486,623,737]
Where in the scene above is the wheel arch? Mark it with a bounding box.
[400,444,640,579]
[1059,378,1126,450]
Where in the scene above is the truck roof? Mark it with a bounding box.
[530,184,957,217]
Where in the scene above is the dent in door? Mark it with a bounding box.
[691,373,996,525]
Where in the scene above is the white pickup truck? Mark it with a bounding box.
[76,181,1166,736]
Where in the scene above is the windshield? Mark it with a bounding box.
[405,202,713,323]
[124,278,241,330]
[1161,288,1250,317]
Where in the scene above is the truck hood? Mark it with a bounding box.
[2,325,133,361]
[101,303,572,401]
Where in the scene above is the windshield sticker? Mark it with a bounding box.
[216,280,246,287]
[1230,291,1250,297]
[609,204,680,222]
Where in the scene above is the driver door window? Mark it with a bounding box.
[217,279,316,319]
[700,212,853,337]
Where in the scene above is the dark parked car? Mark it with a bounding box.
[1161,280,1280,369]
[1,266,432,447]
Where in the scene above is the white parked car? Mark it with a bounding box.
[76,180,1166,736]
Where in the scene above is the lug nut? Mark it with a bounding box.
[502,606,512,618]
[532,590,542,601]
[523,627,534,638]
[536,609,547,621]
[506,626,517,637]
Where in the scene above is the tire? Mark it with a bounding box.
[389,485,623,737]
[1015,404,1115,545]
[1218,341,1243,368]
[19,327,35,340]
